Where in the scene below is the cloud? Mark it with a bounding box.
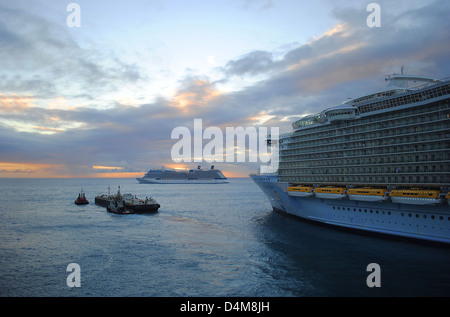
[0,0,449,178]
[218,0,450,116]
[223,51,275,77]
[0,1,145,110]
[240,0,274,11]
[170,77,222,113]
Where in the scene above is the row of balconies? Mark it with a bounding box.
[279,158,450,169]
[282,127,450,153]
[287,100,448,141]
[280,139,450,158]
[357,84,450,115]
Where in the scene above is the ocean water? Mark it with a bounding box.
[0,177,450,297]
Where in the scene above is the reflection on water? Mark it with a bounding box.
[0,178,449,296]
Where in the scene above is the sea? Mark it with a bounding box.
[1,177,450,300]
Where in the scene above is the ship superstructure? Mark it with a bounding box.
[251,73,450,244]
[137,165,229,184]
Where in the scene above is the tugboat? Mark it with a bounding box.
[106,186,133,214]
[95,186,113,207]
[95,186,160,213]
[121,193,160,213]
[74,189,89,205]
[106,198,131,214]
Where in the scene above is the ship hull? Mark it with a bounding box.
[251,175,450,244]
[136,177,229,184]
[95,195,160,213]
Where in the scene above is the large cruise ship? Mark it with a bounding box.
[137,165,229,184]
[251,73,450,244]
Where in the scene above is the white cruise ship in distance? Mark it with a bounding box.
[137,165,229,184]
[251,72,450,244]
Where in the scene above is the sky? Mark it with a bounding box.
[0,0,449,178]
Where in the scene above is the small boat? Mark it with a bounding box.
[314,186,347,199]
[122,194,160,213]
[74,189,89,205]
[389,188,443,205]
[347,187,388,202]
[447,192,450,206]
[95,186,113,207]
[287,185,314,197]
[98,186,160,214]
[106,198,132,214]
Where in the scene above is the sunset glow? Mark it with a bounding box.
[0,0,448,178]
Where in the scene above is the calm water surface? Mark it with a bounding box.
[1,178,449,297]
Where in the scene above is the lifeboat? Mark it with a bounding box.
[74,189,89,205]
[287,185,314,197]
[446,192,450,206]
[314,186,347,199]
[389,188,443,205]
[347,187,388,202]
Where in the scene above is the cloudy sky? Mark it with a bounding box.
[1,0,449,178]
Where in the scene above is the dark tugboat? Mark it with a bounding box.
[74,189,89,205]
[95,186,160,213]
[106,196,130,214]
